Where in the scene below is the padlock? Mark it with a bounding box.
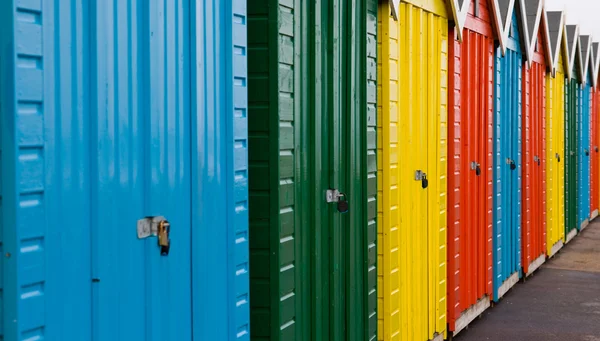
[509,159,516,171]
[421,173,429,189]
[475,163,481,176]
[158,220,171,256]
[337,193,349,213]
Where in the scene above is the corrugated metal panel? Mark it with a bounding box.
[377,1,448,340]
[546,52,566,257]
[521,29,547,276]
[565,77,579,239]
[0,0,249,339]
[578,77,592,228]
[248,1,376,340]
[492,10,522,302]
[447,0,494,333]
[590,84,600,219]
[593,85,600,216]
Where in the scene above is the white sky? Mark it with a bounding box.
[545,0,600,38]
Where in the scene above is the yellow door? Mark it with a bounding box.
[377,1,448,340]
[546,53,566,257]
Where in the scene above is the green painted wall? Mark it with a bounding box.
[247,0,377,340]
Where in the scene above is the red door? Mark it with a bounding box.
[447,0,494,333]
[521,31,547,276]
[591,86,599,216]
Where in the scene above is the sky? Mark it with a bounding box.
[546,0,600,38]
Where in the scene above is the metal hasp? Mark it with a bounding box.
[137,216,171,256]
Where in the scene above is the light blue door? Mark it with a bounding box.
[493,11,522,302]
[0,0,249,340]
[578,81,591,226]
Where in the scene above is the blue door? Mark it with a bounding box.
[493,12,522,302]
[579,81,591,227]
[0,0,249,340]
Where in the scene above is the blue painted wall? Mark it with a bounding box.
[578,74,592,227]
[0,0,249,340]
[493,10,523,302]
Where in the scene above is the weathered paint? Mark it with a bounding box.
[377,1,448,340]
[248,0,377,340]
[521,28,547,276]
[447,0,495,334]
[0,0,249,340]
[546,50,566,257]
[493,9,522,301]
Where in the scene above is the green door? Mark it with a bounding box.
[565,78,578,239]
[247,1,377,340]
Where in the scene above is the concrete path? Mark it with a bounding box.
[457,219,600,341]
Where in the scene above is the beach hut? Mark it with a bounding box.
[247,0,378,339]
[377,0,461,339]
[578,34,593,230]
[520,0,552,277]
[0,1,249,340]
[446,0,505,336]
[564,24,580,243]
[591,42,600,219]
[545,10,568,258]
[492,0,527,301]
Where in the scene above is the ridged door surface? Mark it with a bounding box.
[0,0,250,340]
[591,86,599,216]
[545,53,566,256]
[521,33,547,275]
[377,1,448,340]
[565,78,578,237]
[248,0,377,340]
[492,12,522,301]
[447,2,494,330]
[578,81,592,227]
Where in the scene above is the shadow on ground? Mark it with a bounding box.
[456,220,600,341]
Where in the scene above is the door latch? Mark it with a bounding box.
[137,216,171,256]
[506,158,516,171]
[533,155,541,166]
[326,189,349,213]
[471,161,481,176]
[415,170,428,189]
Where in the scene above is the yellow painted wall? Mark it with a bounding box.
[546,52,566,255]
[377,1,448,340]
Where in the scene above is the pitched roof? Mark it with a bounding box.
[390,0,465,33]
[580,34,592,84]
[450,0,471,40]
[491,0,516,55]
[547,11,565,76]
[591,42,600,88]
[565,24,580,80]
[523,0,546,66]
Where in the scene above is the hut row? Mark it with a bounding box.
[0,0,597,340]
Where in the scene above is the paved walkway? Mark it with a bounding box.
[457,219,600,341]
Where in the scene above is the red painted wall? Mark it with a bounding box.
[591,85,599,215]
[521,28,547,275]
[447,0,494,332]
